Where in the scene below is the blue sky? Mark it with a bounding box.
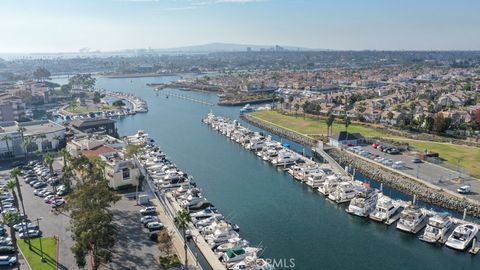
[0,0,479,53]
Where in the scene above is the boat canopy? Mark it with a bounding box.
[226,246,245,258]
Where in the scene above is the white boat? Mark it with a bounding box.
[306,172,325,189]
[271,150,299,166]
[328,182,357,203]
[346,186,378,217]
[445,223,479,250]
[232,256,275,270]
[205,229,240,247]
[419,213,453,243]
[215,237,250,252]
[369,195,400,222]
[396,206,427,234]
[318,175,340,196]
[222,246,259,264]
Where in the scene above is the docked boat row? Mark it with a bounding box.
[125,130,273,270]
[202,113,480,252]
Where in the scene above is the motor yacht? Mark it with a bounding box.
[419,213,453,243]
[346,186,378,216]
[306,172,325,189]
[445,223,479,250]
[318,175,340,196]
[215,237,250,252]
[271,150,299,166]
[328,181,357,203]
[205,229,240,248]
[396,205,427,234]
[369,195,400,222]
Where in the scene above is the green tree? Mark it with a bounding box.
[294,103,300,118]
[112,100,126,107]
[2,212,21,267]
[344,116,351,140]
[174,209,192,270]
[93,91,102,104]
[32,67,51,81]
[278,97,285,112]
[43,152,54,174]
[68,156,120,270]
[69,74,96,91]
[1,134,12,157]
[425,115,434,132]
[59,148,71,168]
[326,114,335,136]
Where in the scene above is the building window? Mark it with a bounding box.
[122,168,130,180]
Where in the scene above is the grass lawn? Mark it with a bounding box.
[18,237,58,270]
[251,110,387,138]
[250,110,480,178]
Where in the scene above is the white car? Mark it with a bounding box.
[141,215,159,225]
[457,185,471,194]
[146,222,164,231]
[140,207,156,215]
[44,195,55,203]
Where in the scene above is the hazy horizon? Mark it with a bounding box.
[1,0,480,53]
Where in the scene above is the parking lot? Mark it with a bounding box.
[348,144,480,201]
[105,192,162,270]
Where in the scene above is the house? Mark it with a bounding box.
[329,131,365,148]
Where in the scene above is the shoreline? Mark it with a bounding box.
[241,113,480,217]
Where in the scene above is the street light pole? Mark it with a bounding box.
[35,218,46,263]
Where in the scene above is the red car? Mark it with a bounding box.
[372,143,380,148]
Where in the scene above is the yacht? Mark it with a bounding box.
[222,246,259,264]
[396,206,427,234]
[445,223,479,250]
[306,172,325,189]
[205,229,240,248]
[369,195,400,222]
[272,151,299,166]
[318,175,340,196]
[328,182,357,203]
[215,237,250,252]
[240,104,256,114]
[346,187,378,217]
[419,213,453,243]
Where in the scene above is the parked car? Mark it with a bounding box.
[412,158,422,163]
[146,222,164,232]
[457,185,471,194]
[13,222,34,231]
[140,207,156,215]
[19,229,42,239]
[51,200,65,208]
[372,143,380,148]
[34,188,48,196]
[392,161,405,169]
[0,227,5,236]
[382,159,393,166]
[0,255,16,266]
[141,216,159,226]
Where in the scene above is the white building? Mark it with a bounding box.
[0,120,66,159]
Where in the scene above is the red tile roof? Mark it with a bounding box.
[81,145,116,157]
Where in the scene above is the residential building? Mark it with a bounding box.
[70,118,117,137]
[0,93,26,121]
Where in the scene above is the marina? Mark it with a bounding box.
[61,76,480,270]
[202,112,480,256]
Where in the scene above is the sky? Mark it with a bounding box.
[0,0,480,53]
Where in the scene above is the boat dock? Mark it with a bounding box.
[158,91,214,106]
[203,113,480,257]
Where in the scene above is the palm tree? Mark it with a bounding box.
[43,153,54,174]
[344,116,351,142]
[21,136,33,161]
[278,97,284,112]
[9,168,26,216]
[2,212,21,269]
[174,209,192,270]
[326,114,335,137]
[59,148,71,168]
[1,134,12,158]
[294,103,300,118]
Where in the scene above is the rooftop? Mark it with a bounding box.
[0,120,65,135]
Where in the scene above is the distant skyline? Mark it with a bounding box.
[1,0,480,53]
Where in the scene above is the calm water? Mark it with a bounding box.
[55,76,479,270]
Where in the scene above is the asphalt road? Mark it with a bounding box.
[356,145,480,201]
